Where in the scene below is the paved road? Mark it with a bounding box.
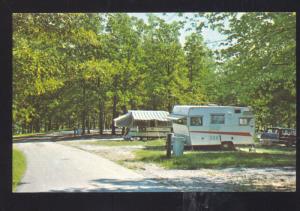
[14,139,177,192]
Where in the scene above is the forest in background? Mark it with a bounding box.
[12,12,296,135]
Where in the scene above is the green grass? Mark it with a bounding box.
[13,129,73,139]
[12,148,26,191]
[239,145,295,155]
[13,132,46,138]
[85,139,166,147]
[82,138,296,169]
[133,145,296,169]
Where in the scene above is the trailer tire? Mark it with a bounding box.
[285,141,294,147]
[221,141,235,151]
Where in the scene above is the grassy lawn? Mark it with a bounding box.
[13,132,46,138]
[239,145,295,155]
[131,141,295,169]
[85,139,165,147]
[81,139,295,169]
[13,148,26,191]
[13,129,72,139]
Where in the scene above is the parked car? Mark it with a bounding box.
[260,127,296,146]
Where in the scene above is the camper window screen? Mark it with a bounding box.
[239,118,251,125]
[191,117,203,126]
[211,114,225,124]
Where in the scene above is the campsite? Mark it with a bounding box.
[60,138,295,192]
[12,12,295,192]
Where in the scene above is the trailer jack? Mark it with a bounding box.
[249,145,256,152]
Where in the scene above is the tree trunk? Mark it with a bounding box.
[40,119,43,132]
[152,95,157,110]
[93,117,96,130]
[103,113,106,131]
[122,105,127,135]
[87,114,90,134]
[44,120,47,132]
[81,80,86,135]
[33,119,37,132]
[111,76,118,135]
[111,95,117,135]
[99,100,104,135]
[22,122,26,134]
[166,63,172,112]
[130,99,136,110]
[167,99,172,113]
[35,118,40,133]
[55,120,59,131]
[287,111,291,128]
[48,118,52,131]
[29,122,33,133]
[189,64,193,83]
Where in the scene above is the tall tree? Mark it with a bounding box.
[199,12,296,128]
[184,32,217,104]
[142,15,189,111]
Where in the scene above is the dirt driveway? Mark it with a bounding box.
[61,140,296,192]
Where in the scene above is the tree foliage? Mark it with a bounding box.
[12,12,295,134]
[199,12,296,128]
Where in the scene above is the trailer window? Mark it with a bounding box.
[267,128,279,133]
[211,114,225,124]
[282,129,289,135]
[174,117,187,125]
[243,111,253,115]
[239,118,251,126]
[190,117,203,126]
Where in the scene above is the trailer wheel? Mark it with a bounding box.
[221,141,235,151]
[285,141,294,147]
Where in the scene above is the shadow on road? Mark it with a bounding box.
[47,178,179,192]
[87,177,295,192]
[46,177,245,192]
[16,174,295,192]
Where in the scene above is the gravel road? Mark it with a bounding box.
[62,140,296,192]
[14,140,178,192]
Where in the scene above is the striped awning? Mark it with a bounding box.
[114,110,170,127]
[130,110,170,121]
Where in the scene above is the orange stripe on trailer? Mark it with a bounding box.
[190,131,252,136]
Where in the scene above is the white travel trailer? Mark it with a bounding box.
[168,105,255,148]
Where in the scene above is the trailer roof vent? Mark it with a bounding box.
[234,109,241,113]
